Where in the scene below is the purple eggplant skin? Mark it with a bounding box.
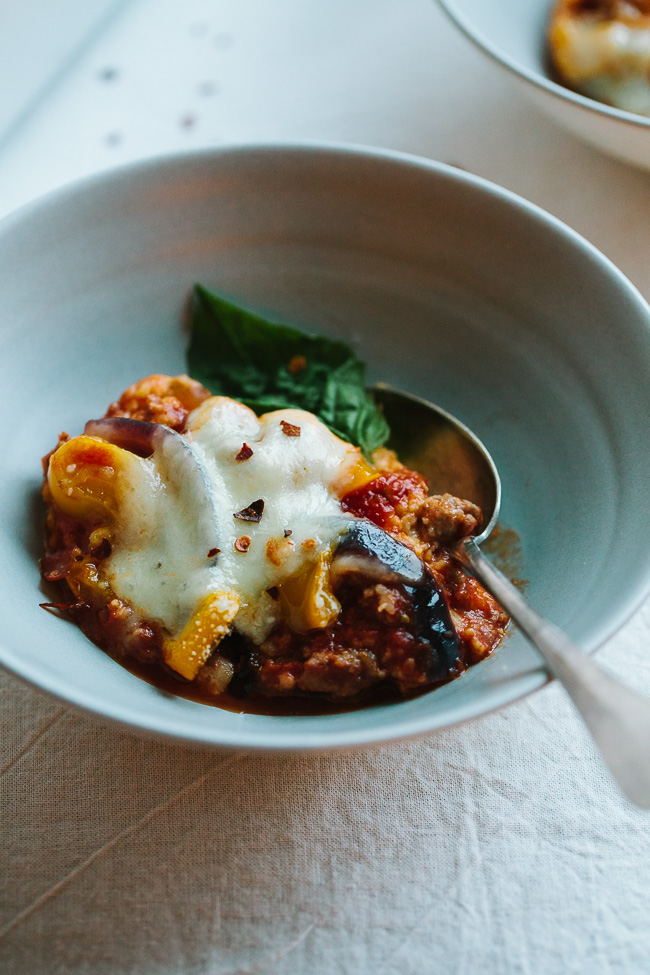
[331,519,425,587]
[84,417,162,457]
[404,577,464,683]
[333,519,463,682]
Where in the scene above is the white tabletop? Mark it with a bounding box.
[2,2,650,973]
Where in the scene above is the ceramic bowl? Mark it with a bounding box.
[2,144,650,749]
[436,0,650,170]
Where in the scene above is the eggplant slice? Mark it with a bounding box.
[332,519,463,684]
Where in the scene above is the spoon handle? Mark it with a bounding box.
[458,537,650,808]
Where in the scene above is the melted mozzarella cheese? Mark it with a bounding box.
[101,430,225,637]
[550,5,650,115]
[103,397,370,644]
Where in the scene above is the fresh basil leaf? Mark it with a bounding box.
[187,284,390,455]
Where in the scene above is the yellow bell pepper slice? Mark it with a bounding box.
[163,591,240,680]
[47,435,140,521]
[279,553,341,633]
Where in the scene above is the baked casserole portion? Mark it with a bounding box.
[41,375,508,706]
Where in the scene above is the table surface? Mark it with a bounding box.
[2,1,650,973]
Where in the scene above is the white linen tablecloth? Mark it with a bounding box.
[2,1,650,972]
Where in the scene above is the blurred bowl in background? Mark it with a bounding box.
[436,0,650,171]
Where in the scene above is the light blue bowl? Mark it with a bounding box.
[1,144,650,749]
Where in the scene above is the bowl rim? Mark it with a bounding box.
[435,0,650,130]
[3,140,650,750]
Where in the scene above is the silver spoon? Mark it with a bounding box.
[375,384,650,809]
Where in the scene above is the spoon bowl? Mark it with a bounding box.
[374,384,501,544]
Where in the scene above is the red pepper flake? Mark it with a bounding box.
[288,355,307,375]
[207,547,221,558]
[233,499,264,523]
[280,420,301,437]
[234,535,251,553]
[283,528,293,538]
[266,585,280,601]
[236,443,254,461]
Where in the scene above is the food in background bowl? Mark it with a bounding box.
[548,0,650,115]
[437,0,650,169]
[39,286,508,713]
